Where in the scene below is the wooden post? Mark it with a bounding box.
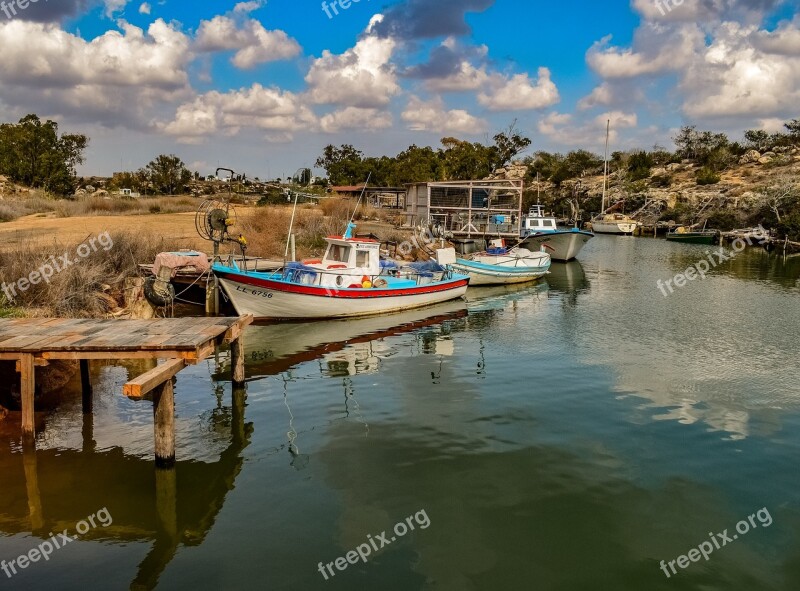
[19,354,35,445]
[153,380,175,469]
[205,276,216,315]
[231,337,245,387]
[80,359,93,414]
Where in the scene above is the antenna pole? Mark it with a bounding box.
[348,172,372,229]
[284,191,300,263]
[602,119,610,214]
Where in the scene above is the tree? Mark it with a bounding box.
[744,129,771,151]
[758,177,800,222]
[144,154,192,195]
[314,144,366,185]
[0,114,87,195]
[491,122,532,170]
[784,118,800,141]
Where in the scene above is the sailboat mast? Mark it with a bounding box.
[601,119,610,214]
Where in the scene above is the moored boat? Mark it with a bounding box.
[212,223,469,319]
[590,213,639,235]
[518,205,594,261]
[665,226,720,245]
[452,241,551,286]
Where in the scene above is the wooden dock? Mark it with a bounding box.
[0,315,253,467]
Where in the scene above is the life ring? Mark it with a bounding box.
[348,283,362,289]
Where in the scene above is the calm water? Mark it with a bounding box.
[1,236,799,590]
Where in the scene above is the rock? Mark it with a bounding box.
[739,150,761,164]
[758,155,774,165]
[85,185,95,193]
[74,188,87,198]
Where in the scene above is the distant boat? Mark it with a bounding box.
[590,119,639,236]
[666,226,719,245]
[518,205,594,261]
[213,223,469,319]
[452,240,551,286]
[591,212,639,235]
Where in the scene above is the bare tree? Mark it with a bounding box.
[757,176,800,222]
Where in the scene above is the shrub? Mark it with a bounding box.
[696,167,721,185]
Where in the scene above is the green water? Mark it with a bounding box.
[1,236,799,590]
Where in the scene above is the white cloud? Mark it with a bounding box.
[305,17,399,108]
[477,67,559,111]
[401,97,486,134]
[195,15,301,69]
[159,83,316,143]
[104,0,130,18]
[320,107,392,133]
[538,110,637,148]
[426,60,490,92]
[0,19,192,127]
[139,3,151,15]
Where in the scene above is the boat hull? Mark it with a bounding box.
[452,258,550,286]
[214,268,470,319]
[518,230,593,261]
[591,221,638,235]
[665,232,718,245]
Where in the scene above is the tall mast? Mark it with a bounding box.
[601,119,610,214]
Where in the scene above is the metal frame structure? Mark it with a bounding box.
[404,180,523,238]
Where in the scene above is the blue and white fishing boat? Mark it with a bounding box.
[452,240,551,286]
[212,223,470,319]
[518,205,594,261]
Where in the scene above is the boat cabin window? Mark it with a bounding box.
[542,219,554,227]
[326,244,352,263]
[356,250,370,267]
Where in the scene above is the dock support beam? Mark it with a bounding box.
[231,337,245,387]
[80,359,93,414]
[153,380,176,469]
[19,353,35,445]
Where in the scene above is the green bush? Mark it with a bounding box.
[696,167,721,185]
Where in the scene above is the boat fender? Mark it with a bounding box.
[361,275,372,289]
[144,275,175,307]
[348,283,362,289]
[373,278,388,288]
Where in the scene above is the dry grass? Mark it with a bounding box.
[0,195,197,222]
[238,205,348,259]
[0,231,173,318]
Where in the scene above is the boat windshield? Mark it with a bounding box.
[326,244,352,263]
[355,250,370,267]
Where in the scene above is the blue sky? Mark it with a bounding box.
[0,0,796,179]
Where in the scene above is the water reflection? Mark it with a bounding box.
[0,386,252,590]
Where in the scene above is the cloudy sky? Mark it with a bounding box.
[0,0,797,178]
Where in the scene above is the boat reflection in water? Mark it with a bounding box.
[0,385,252,591]
[223,300,469,381]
